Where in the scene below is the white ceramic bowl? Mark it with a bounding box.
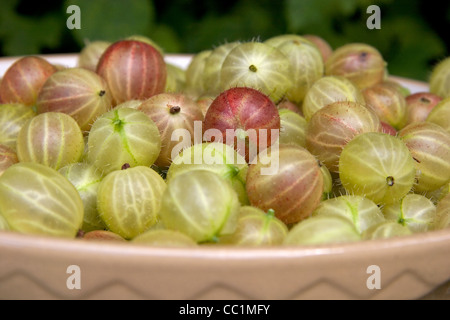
[0,54,449,300]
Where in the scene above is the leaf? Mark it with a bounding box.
[283,0,445,81]
[185,1,282,52]
[284,0,326,32]
[150,24,182,53]
[284,0,364,32]
[379,17,446,80]
[64,0,155,46]
[3,16,63,56]
[0,0,64,56]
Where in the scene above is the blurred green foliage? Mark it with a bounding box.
[0,0,449,81]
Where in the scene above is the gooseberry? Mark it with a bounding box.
[96,165,166,239]
[429,56,450,98]
[0,144,18,177]
[325,43,387,90]
[0,162,84,238]
[305,101,382,172]
[312,195,385,233]
[202,41,241,96]
[59,162,105,232]
[405,92,442,125]
[36,67,113,132]
[398,122,450,193]
[0,56,57,106]
[96,40,167,105]
[16,112,85,170]
[362,221,412,240]
[218,207,289,246]
[283,214,361,246]
[339,132,416,205]
[166,142,249,205]
[87,108,161,176]
[138,93,204,168]
[434,194,450,230]
[426,97,450,133]
[203,87,280,162]
[77,41,111,72]
[382,194,437,233]
[0,103,35,151]
[278,108,307,148]
[362,81,408,130]
[219,41,294,103]
[132,229,198,247]
[302,75,365,121]
[271,37,324,104]
[246,144,324,224]
[159,170,240,243]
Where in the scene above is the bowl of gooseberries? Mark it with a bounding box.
[0,35,449,300]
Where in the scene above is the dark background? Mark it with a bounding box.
[1,0,449,81]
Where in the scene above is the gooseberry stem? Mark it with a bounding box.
[169,105,181,114]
